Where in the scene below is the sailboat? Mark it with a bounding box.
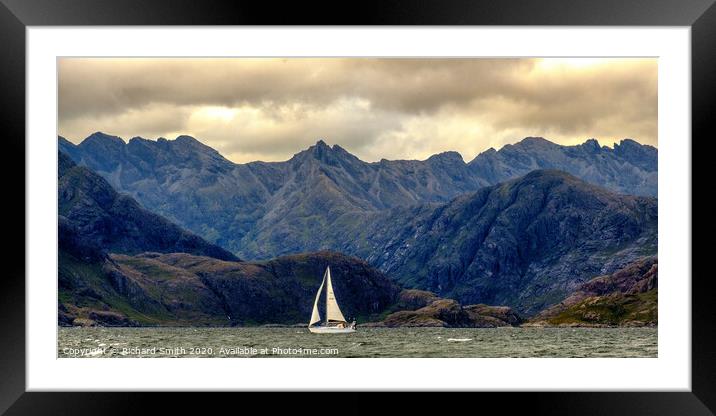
[308,266,356,334]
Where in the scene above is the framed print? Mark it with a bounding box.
[3,0,715,414]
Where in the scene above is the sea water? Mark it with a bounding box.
[58,327,657,358]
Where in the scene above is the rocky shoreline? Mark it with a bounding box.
[60,257,658,329]
[60,320,657,329]
[362,296,523,328]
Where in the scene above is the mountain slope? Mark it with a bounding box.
[341,170,657,314]
[59,151,239,261]
[529,256,657,326]
[237,142,488,258]
[59,133,657,259]
[58,151,405,326]
[59,250,401,326]
[59,135,487,257]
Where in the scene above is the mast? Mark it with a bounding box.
[325,266,330,325]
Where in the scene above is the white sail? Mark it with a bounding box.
[325,266,347,323]
[309,270,326,327]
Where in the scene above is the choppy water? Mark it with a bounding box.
[58,327,657,358]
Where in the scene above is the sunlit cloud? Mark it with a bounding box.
[59,58,657,163]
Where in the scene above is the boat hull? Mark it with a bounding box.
[308,326,356,334]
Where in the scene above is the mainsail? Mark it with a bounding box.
[325,266,347,323]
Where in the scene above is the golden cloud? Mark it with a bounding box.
[59,58,657,163]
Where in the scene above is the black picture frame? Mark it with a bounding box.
[2,0,714,414]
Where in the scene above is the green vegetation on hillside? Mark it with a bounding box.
[542,289,657,327]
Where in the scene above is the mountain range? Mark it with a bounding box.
[59,150,522,327]
[340,170,657,314]
[59,151,238,261]
[58,152,406,326]
[58,132,658,319]
[59,133,657,261]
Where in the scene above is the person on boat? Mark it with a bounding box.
[338,322,345,328]
[350,319,356,329]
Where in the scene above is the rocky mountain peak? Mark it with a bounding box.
[128,136,152,145]
[293,139,354,164]
[515,169,595,193]
[175,135,202,145]
[467,136,657,196]
[520,136,552,145]
[611,138,658,172]
[80,132,126,148]
[616,138,640,147]
[582,138,602,151]
[614,138,656,153]
[311,139,334,155]
[427,151,465,164]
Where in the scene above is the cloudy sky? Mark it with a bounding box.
[58,58,657,163]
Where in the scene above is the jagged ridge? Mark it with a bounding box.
[59,133,657,260]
